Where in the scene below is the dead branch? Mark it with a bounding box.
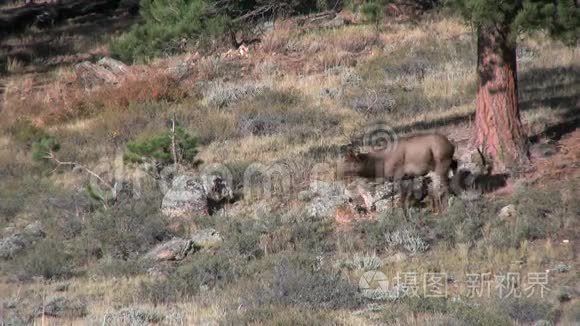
[43,150,115,193]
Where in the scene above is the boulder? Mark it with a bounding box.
[143,238,192,262]
[301,177,430,221]
[303,181,352,218]
[161,175,234,227]
[0,222,45,259]
[143,228,223,262]
[0,235,27,260]
[74,57,129,89]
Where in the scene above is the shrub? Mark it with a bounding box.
[500,299,558,324]
[203,81,270,108]
[102,307,165,326]
[385,227,430,254]
[139,253,237,304]
[435,199,495,248]
[360,0,386,30]
[224,305,338,325]
[110,0,229,62]
[88,201,169,260]
[13,239,73,280]
[91,258,146,278]
[403,297,513,325]
[31,136,60,162]
[267,259,362,309]
[8,120,49,148]
[290,215,336,253]
[124,128,198,170]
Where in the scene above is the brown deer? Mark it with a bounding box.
[337,133,458,215]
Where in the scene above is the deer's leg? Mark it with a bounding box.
[399,179,410,219]
[429,174,441,215]
[434,163,452,213]
[439,173,450,211]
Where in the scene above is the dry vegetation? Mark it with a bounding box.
[1,8,579,326]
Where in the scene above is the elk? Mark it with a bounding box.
[337,133,458,215]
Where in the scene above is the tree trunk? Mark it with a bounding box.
[475,23,528,171]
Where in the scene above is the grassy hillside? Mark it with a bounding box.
[1,6,579,325]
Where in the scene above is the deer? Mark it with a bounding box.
[337,133,459,216]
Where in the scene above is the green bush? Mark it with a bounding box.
[124,127,198,169]
[111,0,229,62]
[360,0,387,30]
[31,136,60,162]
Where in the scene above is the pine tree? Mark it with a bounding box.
[446,0,579,169]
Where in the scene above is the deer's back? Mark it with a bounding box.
[389,133,455,177]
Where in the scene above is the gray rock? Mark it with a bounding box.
[322,16,346,28]
[97,57,128,75]
[161,174,234,225]
[0,222,45,259]
[23,221,45,238]
[143,238,193,262]
[498,204,517,220]
[551,262,571,273]
[303,181,351,218]
[143,228,222,262]
[0,235,27,259]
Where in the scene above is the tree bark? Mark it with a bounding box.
[475,23,528,171]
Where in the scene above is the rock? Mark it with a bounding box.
[359,177,428,213]
[498,204,517,220]
[459,149,489,176]
[530,143,558,159]
[97,57,128,75]
[74,57,129,89]
[161,174,234,228]
[551,262,570,273]
[37,297,87,318]
[0,222,45,259]
[143,238,193,262]
[321,15,346,28]
[0,235,27,259]
[143,228,222,262]
[304,181,351,218]
[23,221,45,238]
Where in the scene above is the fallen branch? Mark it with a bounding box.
[43,150,115,194]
